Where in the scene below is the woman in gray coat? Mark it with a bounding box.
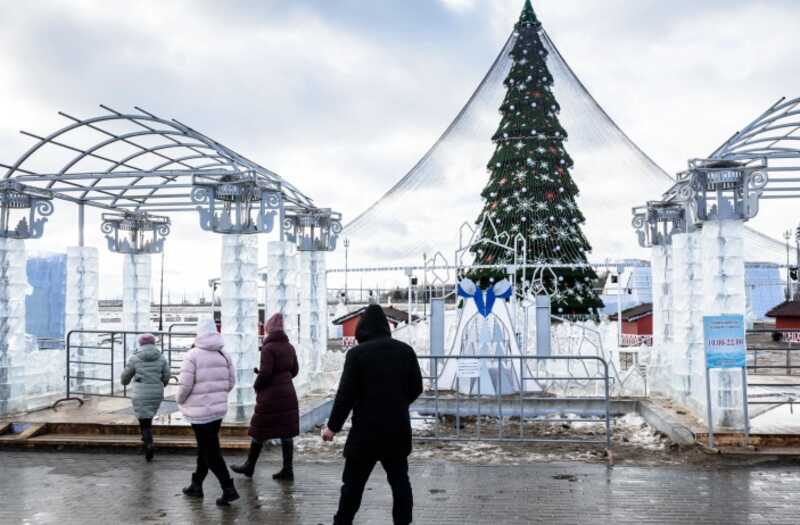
[121,333,171,462]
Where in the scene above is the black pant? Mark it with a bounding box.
[333,456,412,525]
[191,420,232,488]
[138,418,152,432]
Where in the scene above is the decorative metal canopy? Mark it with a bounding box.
[0,105,341,250]
[633,96,800,234]
[101,212,170,254]
[1,105,315,213]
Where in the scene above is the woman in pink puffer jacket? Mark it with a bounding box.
[177,317,239,506]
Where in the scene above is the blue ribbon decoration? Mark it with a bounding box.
[458,279,513,318]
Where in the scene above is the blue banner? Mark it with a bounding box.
[703,315,746,369]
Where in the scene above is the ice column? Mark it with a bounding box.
[267,241,301,387]
[0,238,28,415]
[65,247,100,394]
[221,235,260,421]
[649,244,673,395]
[298,251,313,383]
[310,251,328,379]
[122,254,152,333]
[702,220,746,429]
[670,232,703,409]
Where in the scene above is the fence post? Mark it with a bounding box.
[535,296,551,357]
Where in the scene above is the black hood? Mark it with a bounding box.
[355,304,392,343]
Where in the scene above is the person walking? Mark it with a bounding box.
[177,317,239,506]
[322,304,423,525]
[120,333,170,462]
[232,313,300,481]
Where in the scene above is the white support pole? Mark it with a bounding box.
[65,246,100,393]
[702,219,747,430]
[0,238,28,416]
[221,234,259,421]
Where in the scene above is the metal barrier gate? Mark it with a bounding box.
[412,355,612,450]
[746,328,800,419]
[53,329,195,408]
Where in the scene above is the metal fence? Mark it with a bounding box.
[411,355,612,451]
[53,329,195,408]
[746,328,800,413]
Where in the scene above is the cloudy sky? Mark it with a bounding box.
[1,0,798,298]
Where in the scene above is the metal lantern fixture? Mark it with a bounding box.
[101,212,171,254]
[666,159,768,225]
[190,172,282,235]
[631,201,686,247]
[0,181,54,239]
[283,207,343,251]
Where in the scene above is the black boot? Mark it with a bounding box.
[216,480,240,506]
[182,474,204,498]
[142,429,154,462]
[272,438,294,481]
[231,440,263,478]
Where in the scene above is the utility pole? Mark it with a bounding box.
[158,249,165,332]
[344,238,350,305]
[785,230,792,300]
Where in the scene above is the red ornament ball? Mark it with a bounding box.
[545,191,556,202]
[499,177,508,185]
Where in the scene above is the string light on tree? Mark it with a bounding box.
[468,0,603,318]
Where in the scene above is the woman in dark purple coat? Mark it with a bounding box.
[232,313,299,481]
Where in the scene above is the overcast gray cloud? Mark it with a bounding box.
[0,0,798,297]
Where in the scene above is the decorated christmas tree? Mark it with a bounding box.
[469,0,603,318]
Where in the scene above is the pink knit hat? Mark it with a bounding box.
[265,313,284,333]
[138,333,156,346]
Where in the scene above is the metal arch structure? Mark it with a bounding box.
[635,96,800,227]
[0,105,315,215]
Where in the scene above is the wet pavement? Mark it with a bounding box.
[2,449,800,524]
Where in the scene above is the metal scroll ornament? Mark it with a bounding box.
[191,173,282,235]
[0,181,54,239]
[282,208,343,251]
[101,212,171,254]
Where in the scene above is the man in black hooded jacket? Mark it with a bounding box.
[322,304,423,525]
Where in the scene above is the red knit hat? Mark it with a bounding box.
[138,333,156,346]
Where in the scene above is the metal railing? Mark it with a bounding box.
[745,329,800,417]
[53,329,195,408]
[411,355,611,451]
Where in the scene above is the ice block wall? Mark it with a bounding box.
[221,234,259,421]
[65,247,101,394]
[649,244,673,395]
[0,238,29,416]
[267,241,301,389]
[703,220,746,429]
[670,233,701,406]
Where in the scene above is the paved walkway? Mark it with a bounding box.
[1,450,799,524]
